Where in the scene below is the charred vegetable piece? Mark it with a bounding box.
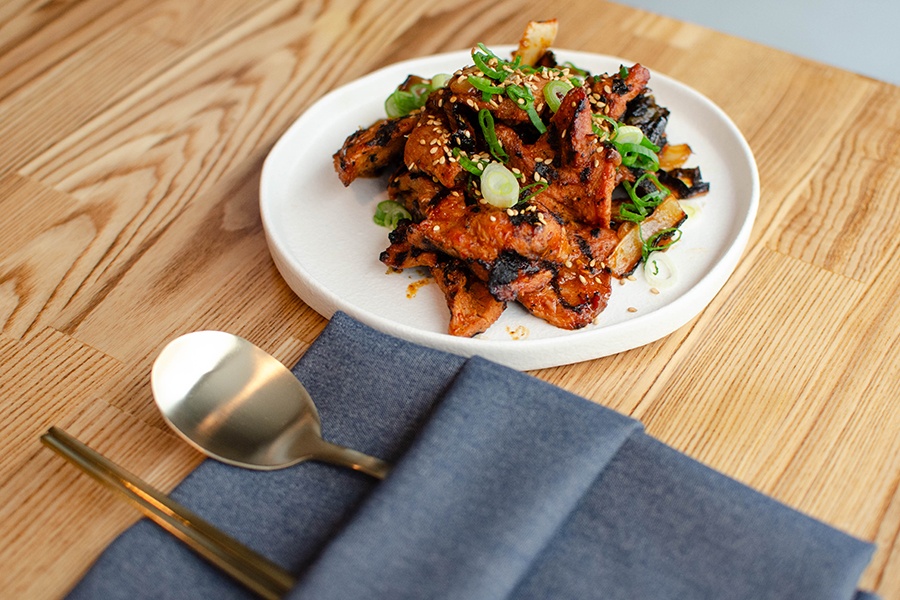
[606,197,687,278]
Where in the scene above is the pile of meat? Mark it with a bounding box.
[333,31,706,337]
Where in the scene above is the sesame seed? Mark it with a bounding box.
[433,225,440,232]
[489,215,497,222]
[627,307,638,313]
[589,259,597,267]
[579,274,588,284]
[627,275,636,281]
[564,260,573,268]
[650,287,660,295]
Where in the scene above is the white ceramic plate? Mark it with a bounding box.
[260,48,758,370]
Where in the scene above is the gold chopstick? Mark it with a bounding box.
[41,426,296,599]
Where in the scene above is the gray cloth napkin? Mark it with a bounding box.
[67,312,878,599]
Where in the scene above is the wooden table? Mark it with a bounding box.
[2,1,898,597]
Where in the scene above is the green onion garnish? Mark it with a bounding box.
[593,121,661,171]
[617,142,660,171]
[543,79,574,112]
[385,90,422,118]
[452,147,487,175]
[593,113,618,140]
[519,181,549,203]
[468,75,506,100]
[619,173,671,224]
[644,250,678,289]
[506,84,546,134]
[383,75,450,118]
[472,43,506,80]
[478,109,508,162]
[641,227,682,262]
[562,61,589,77]
[373,200,412,230]
[430,73,452,89]
[480,162,520,208]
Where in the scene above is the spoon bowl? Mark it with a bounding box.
[151,331,389,479]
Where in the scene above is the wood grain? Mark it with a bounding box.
[1,1,898,597]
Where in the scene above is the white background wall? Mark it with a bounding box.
[611,0,900,85]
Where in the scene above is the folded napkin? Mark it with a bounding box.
[67,312,878,599]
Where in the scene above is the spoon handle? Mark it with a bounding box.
[312,440,391,480]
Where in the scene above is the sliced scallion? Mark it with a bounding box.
[641,227,682,262]
[468,75,506,100]
[543,80,574,112]
[385,90,421,118]
[506,85,546,134]
[478,109,508,162]
[373,200,412,230]
[644,250,677,289]
[480,162,520,208]
[619,173,670,224]
[613,125,644,145]
[617,142,660,171]
[430,73,452,89]
[520,181,549,203]
[452,147,487,176]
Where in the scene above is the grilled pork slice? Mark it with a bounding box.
[380,221,440,269]
[494,87,622,228]
[387,169,446,219]
[518,267,611,329]
[588,63,651,121]
[403,193,574,265]
[432,260,506,337]
[333,114,418,186]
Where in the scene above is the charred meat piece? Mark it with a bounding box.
[432,260,506,337]
[403,193,574,265]
[494,88,622,228]
[588,63,651,121]
[518,267,611,329]
[483,252,555,302]
[403,105,467,188]
[379,221,440,270]
[333,114,418,186]
[387,169,446,219]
